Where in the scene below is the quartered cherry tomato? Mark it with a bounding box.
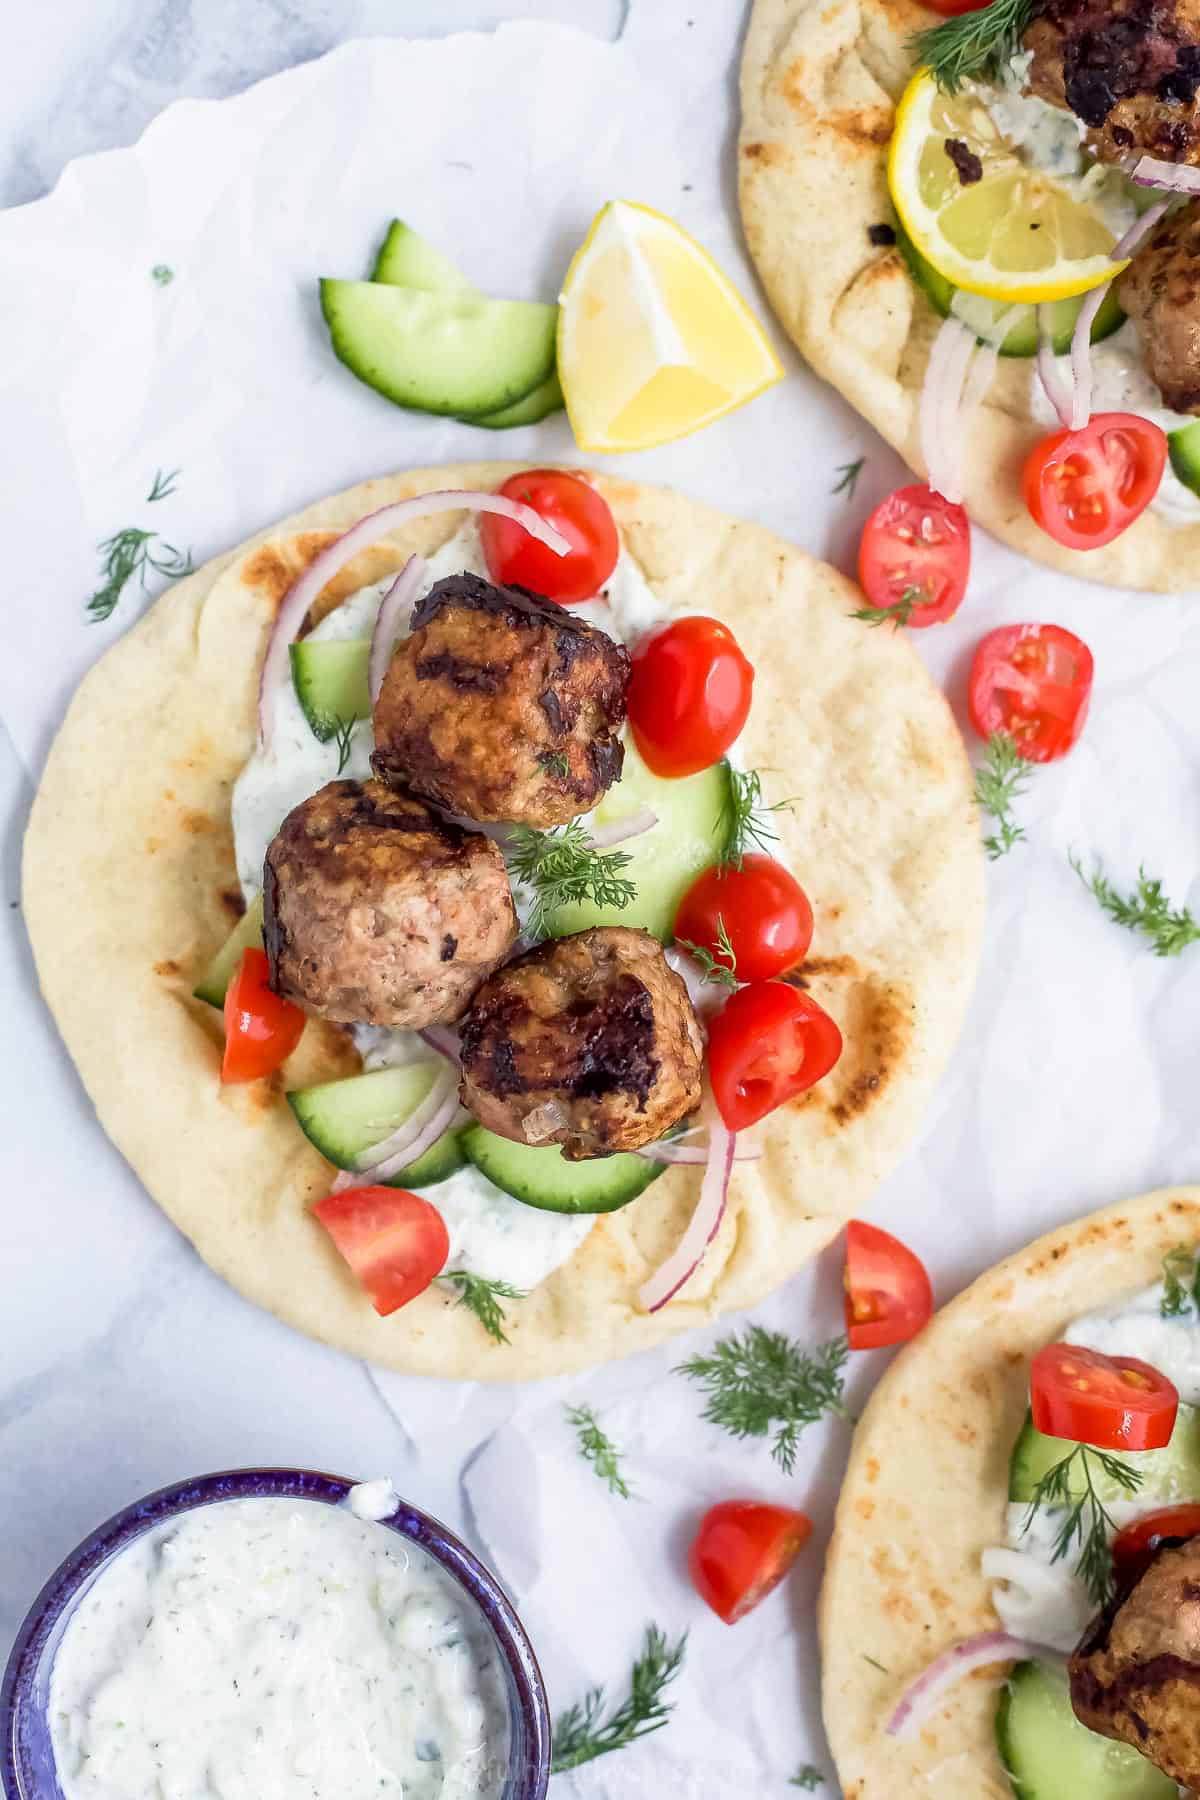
[968,623,1094,763]
[858,484,971,627]
[1112,1505,1200,1589]
[1023,414,1166,551]
[843,1221,934,1351]
[1030,1343,1179,1452]
[221,948,305,1083]
[706,982,842,1131]
[312,1186,450,1317]
[479,469,619,604]
[688,1500,812,1625]
[673,855,814,984]
[627,617,754,778]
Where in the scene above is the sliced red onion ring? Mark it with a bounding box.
[418,1024,463,1068]
[664,944,728,1022]
[884,1632,1067,1740]
[1067,206,1170,429]
[637,1081,736,1313]
[368,553,427,705]
[1132,156,1200,194]
[1112,200,1171,261]
[1036,307,1075,431]
[921,316,978,503]
[635,1137,762,1165]
[259,492,570,746]
[586,808,657,850]
[332,1063,459,1191]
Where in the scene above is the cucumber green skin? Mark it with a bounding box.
[996,1660,1176,1799]
[192,897,265,1007]
[289,640,371,742]
[1008,1404,1200,1504]
[288,1065,466,1188]
[896,225,1126,357]
[550,752,735,943]
[1169,418,1200,494]
[468,370,565,429]
[320,280,557,418]
[462,1124,664,1213]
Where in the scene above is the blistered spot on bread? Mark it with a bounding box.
[818,976,913,1128]
[240,532,405,628]
[742,139,788,167]
[220,887,247,921]
[154,959,181,978]
[181,810,214,835]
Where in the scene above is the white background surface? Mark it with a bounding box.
[3,7,1200,1796]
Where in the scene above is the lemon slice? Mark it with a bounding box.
[889,70,1128,303]
[557,200,782,452]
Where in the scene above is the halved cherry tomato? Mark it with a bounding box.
[674,855,814,984]
[1023,414,1166,551]
[221,947,305,1083]
[706,982,842,1131]
[843,1220,933,1350]
[312,1186,450,1317]
[479,469,619,605]
[688,1500,812,1624]
[858,484,970,627]
[968,623,1094,763]
[1112,1505,1200,1589]
[1030,1343,1179,1451]
[627,617,754,778]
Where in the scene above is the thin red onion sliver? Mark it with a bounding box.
[885,1633,1067,1740]
[419,1024,463,1068]
[586,808,657,850]
[368,553,427,705]
[1132,156,1200,194]
[638,1082,736,1312]
[635,1138,762,1166]
[333,1064,459,1190]
[1112,200,1171,261]
[1036,307,1075,430]
[921,316,978,503]
[260,492,570,746]
[1067,205,1170,429]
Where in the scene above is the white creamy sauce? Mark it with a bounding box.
[48,1493,509,1800]
[229,519,670,1296]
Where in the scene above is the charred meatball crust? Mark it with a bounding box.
[1119,200,1200,410]
[372,572,629,827]
[1070,1536,1200,1787]
[459,926,703,1159]
[1025,0,1200,164]
[264,778,517,1029]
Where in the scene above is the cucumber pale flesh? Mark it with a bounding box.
[462,1124,663,1213]
[1008,1404,1200,1505]
[289,640,371,741]
[996,1660,1175,1799]
[193,897,265,1007]
[288,1064,465,1187]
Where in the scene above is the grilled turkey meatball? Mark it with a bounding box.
[263,778,517,1029]
[459,926,703,1159]
[1025,0,1200,165]
[372,572,629,827]
[1119,200,1200,409]
[1070,1534,1200,1787]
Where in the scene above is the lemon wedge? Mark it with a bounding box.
[557,200,782,453]
[888,70,1128,303]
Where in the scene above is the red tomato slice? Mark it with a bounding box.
[674,855,814,984]
[843,1220,934,1351]
[688,1500,812,1625]
[221,948,305,1084]
[1023,413,1166,551]
[1030,1343,1179,1451]
[968,623,1094,763]
[858,484,971,627]
[706,982,842,1132]
[479,469,619,605]
[1112,1505,1200,1589]
[312,1187,450,1317]
[627,617,754,778]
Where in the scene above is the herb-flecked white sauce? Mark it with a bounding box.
[48,1490,510,1800]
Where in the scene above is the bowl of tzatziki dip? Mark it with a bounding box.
[1,1468,549,1800]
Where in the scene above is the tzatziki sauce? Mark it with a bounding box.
[48,1489,510,1800]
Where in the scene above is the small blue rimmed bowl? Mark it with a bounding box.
[1,1467,550,1800]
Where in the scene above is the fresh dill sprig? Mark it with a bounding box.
[151,263,175,286]
[550,1625,687,1773]
[852,584,923,630]
[146,468,179,503]
[506,821,636,940]
[677,915,738,991]
[975,732,1032,860]
[1160,1248,1200,1320]
[832,457,865,500]
[1070,855,1200,958]
[86,525,194,624]
[719,768,794,871]
[679,1329,850,1476]
[791,1767,825,1791]
[536,749,571,779]
[332,715,356,776]
[1021,1443,1144,1606]
[912,0,1037,94]
[566,1404,634,1499]
[438,1272,526,1345]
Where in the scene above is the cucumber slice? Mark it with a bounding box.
[897,226,1125,358]
[192,897,264,1008]
[320,281,557,418]
[370,220,476,294]
[548,746,734,943]
[1169,418,1200,495]
[468,370,565,430]
[289,640,371,742]
[996,1660,1175,1799]
[1008,1404,1200,1505]
[462,1124,663,1213]
[288,1064,465,1187]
